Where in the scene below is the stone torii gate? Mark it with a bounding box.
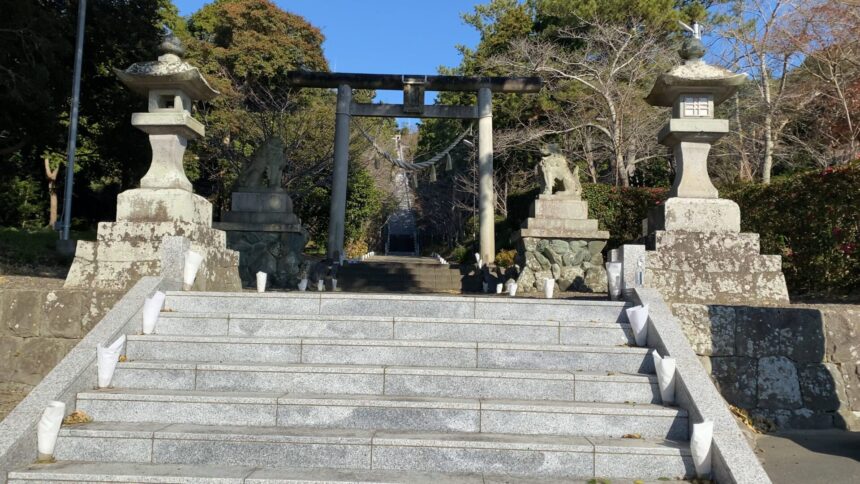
[285,72,542,264]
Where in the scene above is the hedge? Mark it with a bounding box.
[723,164,860,295]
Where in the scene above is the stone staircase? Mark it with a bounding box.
[9,292,697,483]
[337,257,477,293]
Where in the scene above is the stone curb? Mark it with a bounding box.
[633,287,772,483]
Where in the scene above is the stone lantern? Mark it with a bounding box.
[64,30,241,292]
[111,30,218,225]
[625,29,789,306]
[645,35,746,233]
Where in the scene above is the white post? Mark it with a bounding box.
[477,87,495,264]
[328,84,351,259]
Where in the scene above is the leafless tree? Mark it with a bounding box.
[488,17,672,186]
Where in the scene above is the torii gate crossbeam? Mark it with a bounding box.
[285,71,542,264]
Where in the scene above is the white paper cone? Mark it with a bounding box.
[141,291,165,335]
[652,350,676,404]
[317,280,325,291]
[605,262,622,300]
[691,421,714,478]
[331,279,337,290]
[496,283,504,294]
[544,279,554,299]
[37,401,65,458]
[183,251,204,290]
[474,252,481,264]
[256,272,267,293]
[97,335,126,388]
[626,304,649,346]
[298,279,308,291]
[508,283,518,296]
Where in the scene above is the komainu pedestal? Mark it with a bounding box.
[216,189,308,288]
[513,145,609,293]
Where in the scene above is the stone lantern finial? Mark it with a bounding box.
[159,25,185,58]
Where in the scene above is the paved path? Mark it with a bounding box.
[757,429,860,483]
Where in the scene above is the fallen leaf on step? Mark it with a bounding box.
[622,433,642,439]
[118,355,128,363]
[62,410,93,425]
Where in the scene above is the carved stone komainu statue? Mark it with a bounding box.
[538,143,581,199]
[236,137,287,189]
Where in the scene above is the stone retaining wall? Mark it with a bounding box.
[673,303,860,430]
[0,288,121,391]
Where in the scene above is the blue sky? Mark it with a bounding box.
[173,1,484,126]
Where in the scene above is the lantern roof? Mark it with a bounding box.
[114,27,218,101]
[645,37,746,108]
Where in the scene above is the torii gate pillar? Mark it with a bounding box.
[328,84,351,259]
[477,87,495,264]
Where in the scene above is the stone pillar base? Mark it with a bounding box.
[647,197,740,234]
[64,220,241,292]
[116,188,212,226]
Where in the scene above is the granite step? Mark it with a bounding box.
[75,389,687,439]
[51,423,695,480]
[111,361,660,403]
[125,335,653,373]
[7,461,688,483]
[162,292,629,323]
[154,312,634,346]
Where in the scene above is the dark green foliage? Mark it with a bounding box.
[0,0,176,228]
[724,164,860,295]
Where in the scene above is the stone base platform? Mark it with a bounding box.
[516,237,608,293]
[645,230,789,305]
[513,195,609,293]
[64,221,241,292]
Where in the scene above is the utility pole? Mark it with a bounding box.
[58,0,87,255]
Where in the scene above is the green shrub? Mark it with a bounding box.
[723,164,860,295]
[582,184,667,250]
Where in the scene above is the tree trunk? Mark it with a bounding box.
[44,157,59,228]
[760,52,775,184]
[735,94,754,182]
[584,130,598,183]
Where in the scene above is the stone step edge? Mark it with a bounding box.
[125,335,648,353]
[57,422,692,456]
[6,461,685,484]
[158,312,629,328]
[114,360,655,383]
[76,389,684,417]
[163,291,628,308]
